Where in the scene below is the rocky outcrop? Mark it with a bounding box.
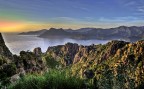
[47,43,80,66]
[46,41,129,65]
[7,50,46,84]
[46,40,144,68]
[33,47,42,56]
[45,40,144,88]
[14,50,46,74]
[0,33,13,59]
[0,33,47,87]
[0,33,4,43]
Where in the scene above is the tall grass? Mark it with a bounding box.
[8,69,85,89]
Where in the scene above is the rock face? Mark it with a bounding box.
[46,40,144,88]
[0,33,4,43]
[33,47,42,56]
[0,33,17,86]
[14,50,46,74]
[0,33,47,86]
[46,40,144,67]
[0,33,13,58]
[47,43,80,66]
[46,41,129,66]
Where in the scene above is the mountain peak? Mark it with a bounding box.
[118,26,128,28]
[0,33,4,43]
[49,28,64,31]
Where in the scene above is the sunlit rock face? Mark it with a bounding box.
[46,43,80,66]
[45,40,144,88]
[46,40,143,66]
[46,40,144,67]
[46,41,129,66]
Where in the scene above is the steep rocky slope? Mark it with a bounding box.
[0,33,47,87]
[46,41,130,66]
[0,33,13,59]
[46,40,144,88]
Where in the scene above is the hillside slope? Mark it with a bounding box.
[46,40,144,88]
[0,33,47,88]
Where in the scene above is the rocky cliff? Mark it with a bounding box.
[46,41,130,66]
[0,33,47,87]
[46,40,144,88]
[0,33,13,59]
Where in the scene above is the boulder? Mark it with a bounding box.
[33,47,42,56]
[10,74,20,83]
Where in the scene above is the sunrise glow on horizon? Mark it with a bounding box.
[0,21,27,32]
[1,0,144,32]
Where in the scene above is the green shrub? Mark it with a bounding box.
[0,63,17,87]
[8,69,85,89]
[45,55,59,68]
[0,56,7,65]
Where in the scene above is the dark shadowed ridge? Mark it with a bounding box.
[0,33,4,43]
[0,33,13,58]
[18,29,47,36]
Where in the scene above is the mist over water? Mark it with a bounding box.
[3,33,109,54]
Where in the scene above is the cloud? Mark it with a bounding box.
[124,1,136,6]
[47,16,144,29]
[134,6,144,15]
[137,6,144,12]
[84,17,94,20]
[50,17,95,23]
[48,16,144,27]
[125,0,144,15]
[49,17,79,24]
[54,17,76,21]
[98,16,141,23]
[95,16,144,28]
[72,6,89,11]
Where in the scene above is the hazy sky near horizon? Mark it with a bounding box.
[0,0,144,32]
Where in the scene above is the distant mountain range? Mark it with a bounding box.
[19,26,144,42]
[19,29,47,36]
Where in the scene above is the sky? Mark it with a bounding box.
[0,0,144,32]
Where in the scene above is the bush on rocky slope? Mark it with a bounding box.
[8,69,86,89]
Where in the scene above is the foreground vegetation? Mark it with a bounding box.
[8,69,87,89]
[7,67,144,89]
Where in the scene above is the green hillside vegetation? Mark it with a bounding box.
[46,40,144,89]
[8,69,86,89]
